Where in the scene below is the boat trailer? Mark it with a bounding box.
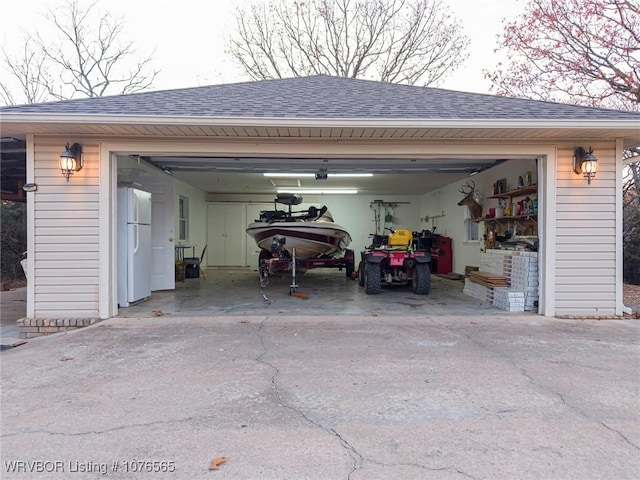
[259,246,355,297]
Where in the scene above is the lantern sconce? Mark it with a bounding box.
[572,146,598,185]
[59,142,83,182]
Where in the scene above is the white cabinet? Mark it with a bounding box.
[206,203,247,266]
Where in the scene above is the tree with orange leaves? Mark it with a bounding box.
[486,0,639,109]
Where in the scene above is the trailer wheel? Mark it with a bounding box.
[346,259,355,279]
[365,262,382,294]
[358,260,365,286]
[413,263,431,295]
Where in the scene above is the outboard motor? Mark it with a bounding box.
[271,236,286,255]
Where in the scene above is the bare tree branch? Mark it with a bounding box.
[0,0,158,104]
[0,39,51,105]
[227,0,469,86]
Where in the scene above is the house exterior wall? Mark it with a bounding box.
[24,135,624,326]
[555,140,619,317]
[27,135,102,324]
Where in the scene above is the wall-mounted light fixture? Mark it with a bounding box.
[573,146,598,185]
[59,142,83,181]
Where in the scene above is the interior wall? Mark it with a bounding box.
[208,192,423,264]
[207,160,538,273]
[420,159,538,274]
[117,156,208,268]
[173,180,208,260]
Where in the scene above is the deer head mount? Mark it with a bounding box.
[457,180,483,223]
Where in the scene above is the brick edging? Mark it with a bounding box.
[17,318,100,338]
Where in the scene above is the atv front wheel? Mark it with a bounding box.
[413,263,431,295]
[365,262,382,294]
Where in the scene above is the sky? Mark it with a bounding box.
[0,0,527,97]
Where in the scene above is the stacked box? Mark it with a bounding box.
[492,288,525,312]
[509,253,539,311]
[480,250,513,280]
[463,278,494,303]
[466,250,539,312]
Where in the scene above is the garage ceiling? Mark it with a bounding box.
[5,144,520,198]
[129,154,513,195]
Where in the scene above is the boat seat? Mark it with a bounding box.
[260,210,286,223]
[276,193,303,206]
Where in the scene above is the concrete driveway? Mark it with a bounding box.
[1,313,638,479]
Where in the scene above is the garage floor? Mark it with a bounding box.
[117,267,530,318]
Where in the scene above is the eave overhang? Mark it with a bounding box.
[1,113,639,148]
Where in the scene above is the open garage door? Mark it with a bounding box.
[115,146,542,317]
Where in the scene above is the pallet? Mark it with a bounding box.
[467,270,508,288]
[436,273,465,281]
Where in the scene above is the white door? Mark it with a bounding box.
[143,175,175,291]
[225,205,246,265]
[207,203,246,266]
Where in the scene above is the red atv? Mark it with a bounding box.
[358,229,432,295]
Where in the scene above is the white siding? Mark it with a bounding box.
[25,136,624,319]
[554,142,617,316]
[32,136,101,318]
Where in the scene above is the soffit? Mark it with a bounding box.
[1,120,639,145]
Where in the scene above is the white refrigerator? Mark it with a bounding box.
[118,187,152,307]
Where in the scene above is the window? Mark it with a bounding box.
[179,196,189,241]
[464,206,479,242]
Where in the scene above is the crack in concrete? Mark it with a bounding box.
[363,459,480,479]
[253,319,478,479]
[255,318,364,479]
[0,416,199,439]
[429,318,640,451]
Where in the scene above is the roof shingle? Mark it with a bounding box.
[1,75,639,121]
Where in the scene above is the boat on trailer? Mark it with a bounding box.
[246,193,352,260]
[246,193,354,291]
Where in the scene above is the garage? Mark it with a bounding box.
[113,146,540,317]
[1,75,638,332]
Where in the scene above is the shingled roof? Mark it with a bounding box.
[1,75,638,121]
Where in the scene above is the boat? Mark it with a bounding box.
[246,193,352,261]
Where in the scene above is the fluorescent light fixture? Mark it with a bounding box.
[330,173,373,177]
[276,188,358,194]
[264,173,314,177]
[263,173,372,178]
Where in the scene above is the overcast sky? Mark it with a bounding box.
[0,0,527,96]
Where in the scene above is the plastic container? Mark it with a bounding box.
[20,258,28,282]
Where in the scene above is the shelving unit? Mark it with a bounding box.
[487,185,537,200]
[483,185,538,249]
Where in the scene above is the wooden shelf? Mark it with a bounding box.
[483,184,538,250]
[487,185,537,199]
[483,215,537,221]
